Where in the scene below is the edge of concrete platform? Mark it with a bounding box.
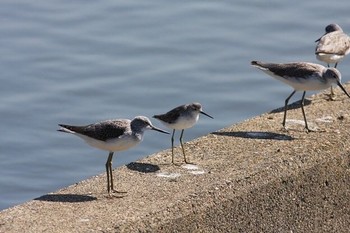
[1,87,350,233]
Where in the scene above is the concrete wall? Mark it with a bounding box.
[1,89,350,232]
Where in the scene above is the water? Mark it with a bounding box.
[1,0,350,210]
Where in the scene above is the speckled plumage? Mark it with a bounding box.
[153,103,205,128]
[59,120,128,142]
[58,116,169,194]
[153,103,213,164]
[315,24,350,65]
[251,61,342,91]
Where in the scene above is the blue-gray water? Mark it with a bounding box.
[1,0,350,210]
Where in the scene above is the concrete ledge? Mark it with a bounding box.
[1,88,350,232]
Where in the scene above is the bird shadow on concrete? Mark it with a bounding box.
[269,99,312,114]
[34,194,97,203]
[126,162,160,173]
[212,131,293,141]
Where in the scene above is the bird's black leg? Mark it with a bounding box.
[105,152,114,194]
[171,129,175,164]
[106,152,127,195]
[283,90,296,128]
[300,91,310,131]
[179,129,189,163]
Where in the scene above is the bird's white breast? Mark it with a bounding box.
[316,53,345,64]
[261,69,331,91]
[77,132,141,152]
[162,114,199,130]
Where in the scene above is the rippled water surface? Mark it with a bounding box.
[1,0,350,210]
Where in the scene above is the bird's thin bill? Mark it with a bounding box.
[200,111,214,119]
[337,82,350,98]
[151,126,170,134]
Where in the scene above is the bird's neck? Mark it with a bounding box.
[133,131,144,141]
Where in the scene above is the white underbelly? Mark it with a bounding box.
[161,115,199,130]
[316,53,344,64]
[79,134,140,152]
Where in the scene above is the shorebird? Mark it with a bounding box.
[315,24,350,98]
[58,116,169,194]
[153,102,213,164]
[251,60,350,131]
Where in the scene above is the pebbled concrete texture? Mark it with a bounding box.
[1,87,350,233]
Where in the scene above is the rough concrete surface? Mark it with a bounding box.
[1,87,350,233]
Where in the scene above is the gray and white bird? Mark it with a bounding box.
[153,102,213,164]
[58,116,169,194]
[251,60,350,131]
